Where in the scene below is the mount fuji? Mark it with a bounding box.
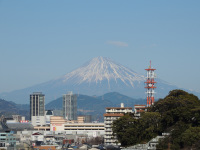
[0,57,197,104]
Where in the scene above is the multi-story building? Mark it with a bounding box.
[77,115,92,123]
[104,103,133,146]
[12,115,24,122]
[134,105,147,118]
[63,92,77,120]
[47,116,104,137]
[0,132,16,149]
[30,92,46,126]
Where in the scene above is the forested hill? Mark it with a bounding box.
[112,90,200,149]
[46,92,146,121]
[0,98,29,119]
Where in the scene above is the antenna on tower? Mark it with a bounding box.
[150,60,151,69]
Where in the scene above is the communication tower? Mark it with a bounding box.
[145,61,156,107]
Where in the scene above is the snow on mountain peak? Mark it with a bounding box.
[61,57,145,87]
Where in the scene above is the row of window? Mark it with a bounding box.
[64,129,104,130]
[64,126,104,127]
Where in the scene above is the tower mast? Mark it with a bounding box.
[145,61,156,107]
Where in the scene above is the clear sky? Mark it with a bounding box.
[0,1,200,93]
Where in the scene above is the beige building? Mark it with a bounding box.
[47,116,104,135]
[104,103,133,146]
[77,115,92,123]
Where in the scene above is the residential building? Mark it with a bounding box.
[30,92,46,126]
[0,132,16,149]
[63,92,77,120]
[104,103,133,146]
[134,105,147,118]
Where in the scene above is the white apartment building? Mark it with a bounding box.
[63,92,77,120]
[104,103,133,146]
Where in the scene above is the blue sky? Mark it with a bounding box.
[0,1,200,93]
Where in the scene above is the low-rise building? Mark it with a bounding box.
[0,132,16,149]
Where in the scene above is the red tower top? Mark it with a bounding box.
[145,61,156,71]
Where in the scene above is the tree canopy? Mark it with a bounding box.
[112,90,200,149]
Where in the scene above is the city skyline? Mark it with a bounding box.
[0,1,200,94]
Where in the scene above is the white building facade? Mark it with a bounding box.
[104,103,133,146]
[63,92,77,120]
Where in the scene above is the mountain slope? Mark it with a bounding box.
[0,99,29,119]
[1,56,198,104]
[97,92,146,106]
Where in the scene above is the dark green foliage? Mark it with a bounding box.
[112,90,200,149]
[112,113,140,146]
[112,112,162,147]
[180,127,200,149]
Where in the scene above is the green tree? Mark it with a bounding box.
[112,113,140,146]
[112,89,200,149]
[180,127,200,149]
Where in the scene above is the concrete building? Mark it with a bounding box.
[12,115,24,122]
[45,110,54,125]
[63,92,77,120]
[134,105,147,118]
[49,116,104,134]
[0,132,16,149]
[30,92,46,126]
[77,115,92,123]
[104,103,133,146]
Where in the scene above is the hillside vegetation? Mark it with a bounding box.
[46,92,146,121]
[112,90,200,149]
[0,98,29,119]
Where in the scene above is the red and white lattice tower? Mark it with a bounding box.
[145,61,156,107]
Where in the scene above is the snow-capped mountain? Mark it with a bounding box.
[61,56,145,87]
[1,56,197,104]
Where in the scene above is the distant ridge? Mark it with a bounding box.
[0,98,29,119]
[46,92,146,121]
[1,56,199,104]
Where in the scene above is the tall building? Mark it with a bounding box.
[104,103,133,146]
[63,92,77,120]
[30,92,46,126]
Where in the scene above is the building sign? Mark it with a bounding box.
[20,120,29,123]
